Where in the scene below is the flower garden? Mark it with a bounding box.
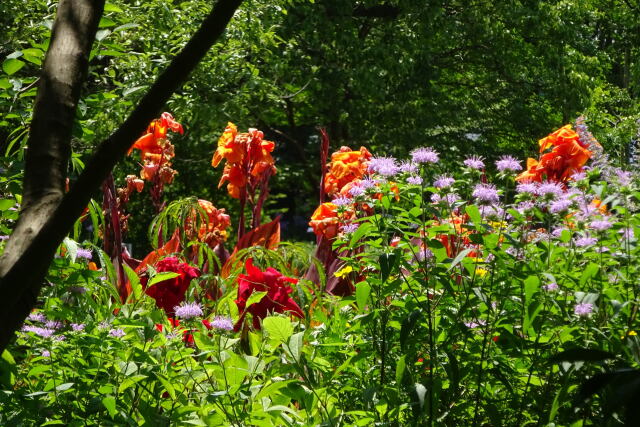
[1,115,640,426]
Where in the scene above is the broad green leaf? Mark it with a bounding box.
[245,291,268,309]
[395,355,406,384]
[3,58,25,75]
[102,395,117,418]
[287,332,304,361]
[262,316,293,344]
[147,272,180,287]
[465,204,482,226]
[63,237,78,263]
[524,275,540,303]
[123,264,142,300]
[355,281,371,312]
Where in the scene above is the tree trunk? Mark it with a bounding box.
[0,0,244,353]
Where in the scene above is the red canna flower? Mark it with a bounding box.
[234,258,304,330]
[143,257,200,317]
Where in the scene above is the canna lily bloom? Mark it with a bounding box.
[211,122,240,167]
[234,258,304,330]
[211,123,276,198]
[309,202,340,239]
[517,125,591,183]
[130,112,184,158]
[143,257,200,317]
[185,199,231,248]
[324,146,372,197]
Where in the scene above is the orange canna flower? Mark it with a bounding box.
[211,122,240,167]
[324,146,372,197]
[185,199,231,247]
[517,124,591,183]
[130,112,183,158]
[211,123,276,198]
[309,203,340,239]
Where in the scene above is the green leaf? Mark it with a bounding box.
[0,198,14,210]
[580,263,599,286]
[448,248,474,271]
[55,382,74,391]
[3,58,25,75]
[102,395,117,418]
[63,237,78,263]
[0,78,11,89]
[104,3,123,12]
[465,204,482,226]
[524,275,540,303]
[147,272,180,287]
[379,251,399,282]
[395,355,406,384]
[123,264,142,300]
[349,222,371,248]
[355,281,371,312]
[262,316,293,344]
[245,290,267,309]
[287,332,304,361]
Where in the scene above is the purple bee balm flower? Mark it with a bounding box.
[516,200,536,214]
[411,147,439,164]
[359,177,378,189]
[53,335,66,342]
[71,323,85,332]
[76,248,93,260]
[210,316,234,331]
[464,319,486,329]
[407,175,423,185]
[463,155,485,169]
[481,205,504,220]
[574,236,598,247]
[495,155,522,172]
[348,185,365,197]
[0,235,9,241]
[614,168,632,186]
[399,161,418,174]
[536,181,565,199]
[472,183,500,204]
[620,228,635,240]
[571,171,587,181]
[42,350,51,358]
[98,321,111,330]
[595,246,610,253]
[574,302,594,316]
[109,328,126,338]
[368,157,399,176]
[341,223,359,234]
[550,198,573,214]
[331,196,352,207]
[444,193,460,204]
[28,312,46,323]
[414,247,434,262]
[433,174,455,189]
[174,302,204,320]
[22,325,56,338]
[542,282,559,291]
[45,320,63,330]
[516,182,538,195]
[590,220,612,231]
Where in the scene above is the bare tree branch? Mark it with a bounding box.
[0,0,244,352]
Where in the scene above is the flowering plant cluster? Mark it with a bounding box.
[4,119,640,426]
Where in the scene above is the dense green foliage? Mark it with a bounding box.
[1,1,640,425]
[2,0,639,250]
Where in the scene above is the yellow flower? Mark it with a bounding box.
[334,265,353,278]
